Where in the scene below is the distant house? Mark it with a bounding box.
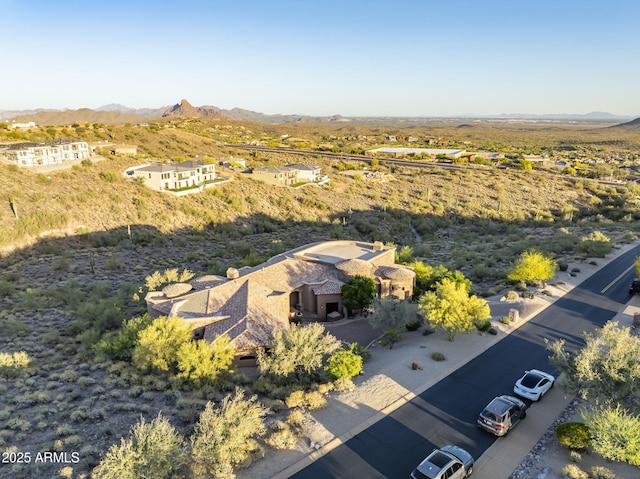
[128,160,217,194]
[110,144,137,156]
[248,164,327,186]
[8,121,36,130]
[145,240,415,367]
[220,157,247,169]
[286,163,321,182]
[248,166,298,186]
[0,139,90,167]
[367,147,466,159]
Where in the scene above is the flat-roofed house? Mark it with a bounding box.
[145,240,415,366]
[0,139,90,167]
[129,160,216,193]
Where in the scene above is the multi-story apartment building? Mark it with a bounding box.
[0,139,91,167]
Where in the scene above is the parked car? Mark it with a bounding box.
[629,278,640,295]
[410,445,474,479]
[513,369,555,401]
[477,395,526,436]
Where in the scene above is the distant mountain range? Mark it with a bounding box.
[0,99,637,126]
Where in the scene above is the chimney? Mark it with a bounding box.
[226,267,239,279]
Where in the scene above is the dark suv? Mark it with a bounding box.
[629,278,640,295]
[477,395,526,436]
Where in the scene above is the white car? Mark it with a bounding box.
[514,369,555,401]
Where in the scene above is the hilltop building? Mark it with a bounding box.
[0,139,90,167]
[127,160,217,195]
[248,163,328,186]
[145,240,415,366]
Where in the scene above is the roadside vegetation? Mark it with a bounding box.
[1,118,640,477]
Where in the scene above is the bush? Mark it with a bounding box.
[505,290,520,301]
[333,377,355,392]
[558,261,569,272]
[556,422,592,450]
[304,391,327,410]
[286,410,306,428]
[589,466,617,479]
[431,352,446,361]
[488,327,498,335]
[475,319,492,332]
[285,390,306,409]
[266,425,298,450]
[405,320,422,331]
[569,450,582,462]
[499,316,511,325]
[348,342,371,363]
[582,405,640,466]
[561,463,588,479]
[325,348,362,380]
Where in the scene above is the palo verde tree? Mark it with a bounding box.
[176,334,235,387]
[418,277,490,341]
[341,275,376,314]
[257,323,341,377]
[132,315,193,373]
[547,321,640,412]
[507,249,557,286]
[576,231,612,258]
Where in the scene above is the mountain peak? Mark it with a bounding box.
[162,99,221,119]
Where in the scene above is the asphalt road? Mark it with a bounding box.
[292,245,640,479]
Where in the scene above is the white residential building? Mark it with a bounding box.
[129,160,217,193]
[0,139,91,167]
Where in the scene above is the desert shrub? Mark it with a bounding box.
[377,327,403,349]
[304,391,327,410]
[405,320,422,331]
[488,327,498,335]
[93,413,186,479]
[317,382,334,394]
[266,424,298,450]
[561,463,588,479]
[6,418,30,431]
[325,348,362,380]
[133,316,192,373]
[569,450,582,462]
[582,405,640,466]
[0,280,15,297]
[285,390,306,409]
[499,316,511,325]
[589,466,616,479]
[176,335,235,387]
[0,351,32,378]
[475,319,492,332]
[556,422,591,450]
[576,231,612,258]
[558,261,569,272]
[431,352,446,361]
[286,409,306,428]
[333,377,355,392]
[190,389,266,479]
[505,290,520,301]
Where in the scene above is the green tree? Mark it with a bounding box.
[325,347,363,379]
[407,261,469,292]
[93,413,186,479]
[132,316,192,373]
[547,321,640,411]
[144,268,195,292]
[582,405,640,466]
[368,297,414,330]
[507,249,557,286]
[395,245,415,264]
[418,278,490,341]
[95,313,154,360]
[190,388,267,479]
[177,334,235,387]
[257,323,340,377]
[634,256,640,277]
[576,231,612,258]
[341,275,376,313]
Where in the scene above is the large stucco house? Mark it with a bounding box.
[128,160,216,193]
[145,240,415,366]
[0,139,91,167]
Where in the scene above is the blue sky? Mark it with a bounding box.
[1,0,639,117]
